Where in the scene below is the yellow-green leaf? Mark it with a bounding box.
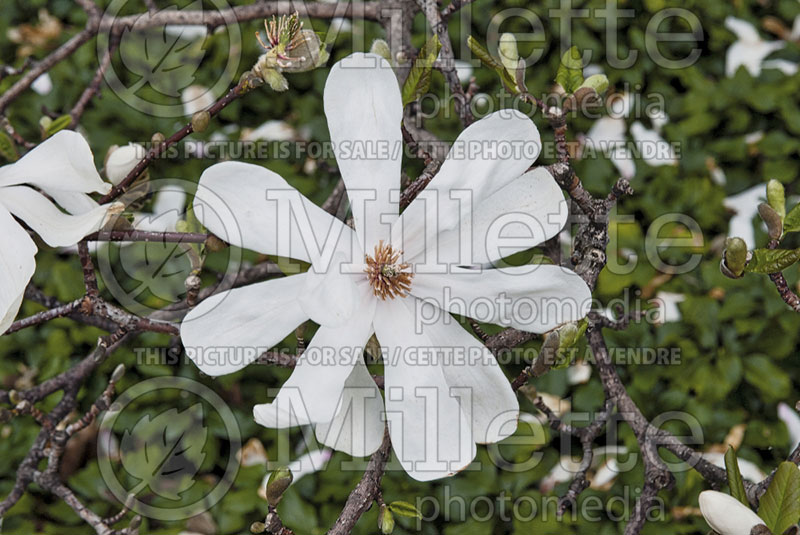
[45,114,72,137]
[555,46,584,94]
[745,248,800,274]
[725,446,749,506]
[402,35,441,106]
[758,462,800,535]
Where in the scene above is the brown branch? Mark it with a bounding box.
[327,429,392,535]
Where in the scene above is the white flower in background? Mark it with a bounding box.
[653,291,685,324]
[454,60,474,83]
[724,184,765,248]
[725,16,789,77]
[582,93,676,178]
[181,84,215,115]
[241,120,298,142]
[778,402,800,449]
[181,52,591,481]
[700,452,766,483]
[0,131,118,334]
[699,490,765,535]
[31,73,52,95]
[105,142,147,185]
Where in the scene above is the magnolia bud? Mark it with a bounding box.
[699,491,765,535]
[265,466,293,506]
[758,203,783,240]
[767,179,786,219]
[498,33,519,76]
[191,111,210,133]
[151,132,166,145]
[250,521,266,534]
[579,74,609,94]
[105,143,147,186]
[204,234,228,252]
[111,364,126,383]
[370,39,392,63]
[378,504,395,534]
[722,237,748,278]
[8,390,20,405]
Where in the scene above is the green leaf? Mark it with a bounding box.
[555,46,584,94]
[45,114,73,137]
[0,131,18,162]
[388,500,422,519]
[784,203,800,234]
[467,35,518,92]
[402,35,441,106]
[758,462,800,535]
[745,248,800,274]
[724,446,749,506]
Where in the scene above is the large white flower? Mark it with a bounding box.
[180,53,592,481]
[0,130,117,334]
[699,490,765,535]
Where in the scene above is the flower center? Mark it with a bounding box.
[364,241,413,300]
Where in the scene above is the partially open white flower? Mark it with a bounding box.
[105,142,147,185]
[180,52,591,481]
[0,131,117,334]
[699,490,765,535]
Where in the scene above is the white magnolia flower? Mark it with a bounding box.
[653,291,685,324]
[725,16,788,77]
[180,53,591,481]
[0,131,117,334]
[699,490,765,535]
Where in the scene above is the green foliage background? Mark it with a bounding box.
[1,0,800,533]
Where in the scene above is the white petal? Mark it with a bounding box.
[324,52,403,250]
[298,255,360,327]
[763,59,799,76]
[105,143,147,185]
[0,206,37,335]
[724,16,762,43]
[374,297,476,481]
[46,191,100,215]
[255,292,376,426]
[411,264,592,333]
[392,109,541,262]
[726,40,785,78]
[585,117,626,150]
[417,301,519,443]
[723,185,764,249]
[181,274,309,376]
[630,122,677,166]
[778,402,800,450]
[699,490,764,535]
[181,84,215,115]
[0,131,110,194]
[31,73,53,95]
[0,186,113,247]
[426,168,569,266]
[194,161,355,265]
[315,357,385,457]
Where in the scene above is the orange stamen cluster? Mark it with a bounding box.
[364,241,413,300]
